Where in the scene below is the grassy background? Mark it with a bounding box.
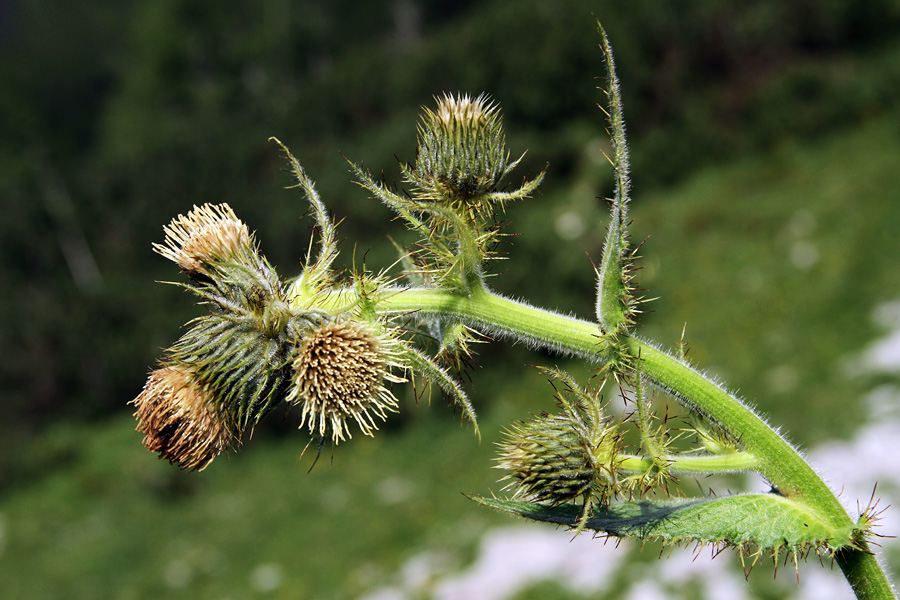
[2,1,900,598]
[5,116,900,599]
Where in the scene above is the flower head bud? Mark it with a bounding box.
[497,409,621,506]
[288,318,406,443]
[153,203,252,275]
[167,314,295,430]
[412,93,509,204]
[131,365,233,470]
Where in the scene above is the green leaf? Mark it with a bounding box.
[595,24,635,334]
[473,494,858,553]
[271,138,338,291]
[399,343,480,439]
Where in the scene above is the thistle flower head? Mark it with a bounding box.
[434,92,490,129]
[498,413,598,505]
[411,93,509,204]
[288,318,407,443]
[497,384,621,506]
[153,203,252,275]
[131,364,234,470]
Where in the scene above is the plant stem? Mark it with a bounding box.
[373,285,895,600]
[617,452,758,475]
[632,366,669,469]
[838,549,898,600]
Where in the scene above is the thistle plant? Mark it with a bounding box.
[131,24,895,600]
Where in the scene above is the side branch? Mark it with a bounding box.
[375,287,846,510]
[371,285,891,599]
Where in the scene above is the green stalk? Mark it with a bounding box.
[632,366,669,470]
[372,285,894,600]
[618,452,758,475]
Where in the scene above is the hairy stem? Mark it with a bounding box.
[371,285,893,600]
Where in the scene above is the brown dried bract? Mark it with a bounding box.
[131,365,233,470]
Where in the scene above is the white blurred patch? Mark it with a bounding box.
[433,527,624,600]
[555,211,587,240]
[250,562,284,592]
[625,579,670,600]
[163,559,192,589]
[361,527,624,600]
[376,476,414,505]
[790,240,820,270]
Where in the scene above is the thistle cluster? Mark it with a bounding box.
[131,202,410,469]
[126,25,895,594]
[132,132,487,470]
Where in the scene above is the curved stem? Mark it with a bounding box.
[373,285,894,600]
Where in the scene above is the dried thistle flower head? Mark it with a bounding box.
[153,203,252,274]
[289,318,407,443]
[131,364,234,470]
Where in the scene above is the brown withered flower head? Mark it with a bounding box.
[288,318,407,443]
[131,364,234,470]
[153,203,252,275]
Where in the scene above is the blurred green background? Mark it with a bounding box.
[3,1,900,598]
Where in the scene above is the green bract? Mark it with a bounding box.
[408,93,510,205]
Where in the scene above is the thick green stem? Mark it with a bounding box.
[373,285,894,600]
[838,550,897,600]
[377,285,603,357]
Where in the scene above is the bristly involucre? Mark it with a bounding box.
[498,413,599,505]
[496,374,621,511]
[412,92,544,214]
[412,93,507,204]
[166,314,295,430]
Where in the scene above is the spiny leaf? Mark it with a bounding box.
[473,494,859,554]
[595,23,636,334]
[271,138,338,291]
[400,343,480,439]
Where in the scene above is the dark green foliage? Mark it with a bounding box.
[3,0,900,482]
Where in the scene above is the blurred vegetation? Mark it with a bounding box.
[3,1,900,597]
